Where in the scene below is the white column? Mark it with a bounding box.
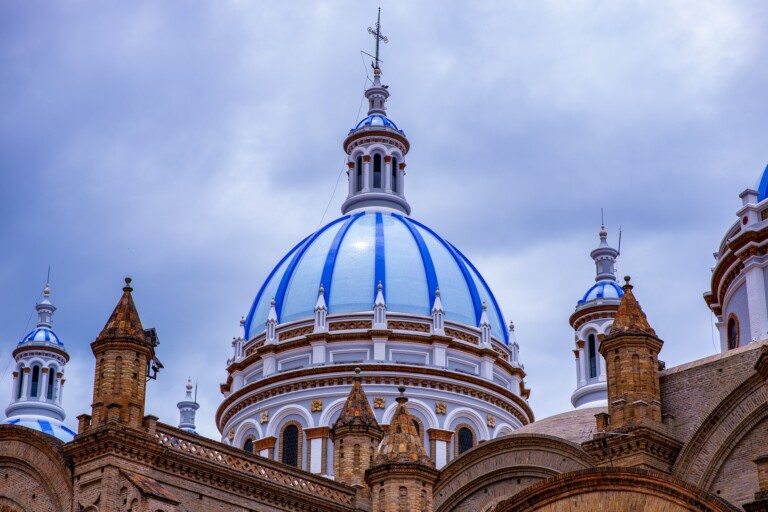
[598,352,606,382]
[57,378,65,405]
[311,340,327,365]
[10,372,19,402]
[263,354,277,377]
[20,369,29,400]
[309,438,323,473]
[435,440,448,469]
[510,374,522,396]
[398,164,405,196]
[39,369,49,401]
[744,262,768,342]
[577,344,587,386]
[432,343,447,367]
[373,336,387,361]
[347,164,354,197]
[362,158,371,192]
[481,355,494,380]
[384,158,392,192]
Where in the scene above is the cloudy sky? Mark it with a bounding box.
[1,1,767,440]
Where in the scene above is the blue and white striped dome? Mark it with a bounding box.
[578,281,624,305]
[352,114,402,133]
[3,415,76,442]
[755,163,768,202]
[245,211,509,343]
[19,327,63,347]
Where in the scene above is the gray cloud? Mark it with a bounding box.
[1,1,766,438]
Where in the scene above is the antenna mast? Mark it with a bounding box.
[367,7,388,69]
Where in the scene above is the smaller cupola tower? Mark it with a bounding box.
[341,10,411,216]
[177,377,199,433]
[366,386,439,512]
[569,223,624,408]
[3,281,75,441]
[81,278,161,432]
[330,368,384,493]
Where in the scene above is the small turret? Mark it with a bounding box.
[3,281,75,441]
[366,386,439,512]
[177,378,199,433]
[373,282,387,328]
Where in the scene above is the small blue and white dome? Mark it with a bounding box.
[19,327,64,347]
[578,281,624,305]
[352,114,403,133]
[2,415,76,442]
[245,210,509,343]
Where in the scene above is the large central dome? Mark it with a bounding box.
[244,209,508,343]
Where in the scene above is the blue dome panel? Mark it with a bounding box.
[757,163,768,202]
[244,211,510,344]
[3,415,76,442]
[382,215,429,316]
[352,114,402,132]
[578,281,624,304]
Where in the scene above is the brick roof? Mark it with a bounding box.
[374,388,433,466]
[609,277,657,337]
[95,278,146,343]
[333,371,380,429]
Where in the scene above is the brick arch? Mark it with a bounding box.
[0,425,72,512]
[672,371,767,486]
[488,467,738,512]
[434,434,595,512]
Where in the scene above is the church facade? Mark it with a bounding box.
[3,21,768,512]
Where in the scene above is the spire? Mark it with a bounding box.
[591,221,619,282]
[96,277,146,344]
[333,368,381,430]
[366,7,389,115]
[375,386,432,466]
[314,284,328,333]
[431,288,445,335]
[177,377,199,433]
[373,281,387,328]
[479,302,492,346]
[265,298,278,343]
[610,276,657,337]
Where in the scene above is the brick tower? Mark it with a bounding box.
[583,276,681,471]
[330,368,384,492]
[82,278,160,431]
[366,386,439,512]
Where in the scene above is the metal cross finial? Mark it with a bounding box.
[367,7,388,69]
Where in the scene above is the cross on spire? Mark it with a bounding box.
[367,7,388,69]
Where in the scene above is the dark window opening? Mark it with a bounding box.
[244,438,254,453]
[458,427,473,455]
[728,318,739,350]
[282,425,299,467]
[412,419,420,436]
[373,154,382,189]
[17,372,24,399]
[30,366,40,397]
[356,157,363,192]
[588,334,597,379]
[46,372,54,399]
[391,157,398,193]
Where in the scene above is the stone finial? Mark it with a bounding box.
[479,302,492,346]
[609,276,657,336]
[266,298,278,343]
[314,284,328,333]
[431,288,445,335]
[373,281,387,328]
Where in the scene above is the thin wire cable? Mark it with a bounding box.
[314,54,372,231]
[0,289,43,386]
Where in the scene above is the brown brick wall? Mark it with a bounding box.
[370,478,433,512]
[334,432,379,489]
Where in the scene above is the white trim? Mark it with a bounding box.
[382,398,438,430]
[444,407,489,440]
[233,419,262,447]
[389,348,429,365]
[329,348,370,363]
[266,405,313,437]
[318,397,349,427]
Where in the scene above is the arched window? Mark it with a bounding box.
[457,427,474,455]
[356,156,363,192]
[46,370,55,399]
[728,317,739,350]
[373,154,382,189]
[378,488,385,511]
[412,419,420,436]
[281,424,300,468]
[244,438,254,453]
[30,366,40,397]
[398,487,408,512]
[588,334,597,379]
[17,370,25,399]
[391,157,398,193]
